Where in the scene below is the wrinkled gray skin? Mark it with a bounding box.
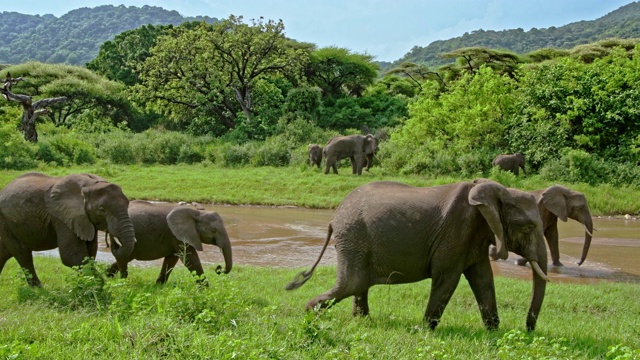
[308,144,323,168]
[323,134,377,175]
[107,201,232,284]
[0,172,136,287]
[492,153,526,175]
[520,185,594,267]
[287,181,549,331]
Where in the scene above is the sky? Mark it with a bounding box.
[2,0,634,62]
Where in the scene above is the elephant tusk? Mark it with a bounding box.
[530,261,550,282]
[582,224,594,237]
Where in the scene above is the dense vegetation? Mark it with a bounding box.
[397,1,640,68]
[0,5,216,65]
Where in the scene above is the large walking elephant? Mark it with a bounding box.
[286,180,549,331]
[0,172,136,287]
[323,134,377,175]
[492,153,526,175]
[107,201,232,284]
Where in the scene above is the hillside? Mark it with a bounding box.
[0,5,217,65]
[396,1,640,68]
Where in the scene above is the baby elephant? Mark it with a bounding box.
[107,201,232,284]
[308,144,323,168]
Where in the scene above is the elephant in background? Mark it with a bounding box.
[107,201,232,284]
[287,180,549,331]
[528,185,593,267]
[0,172,136,287]
[308,144,323,168]
[493,153,526,175]
[323,134,377,175]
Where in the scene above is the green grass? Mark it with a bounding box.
[0,257,638,359]
[0,163,637,214]
[0,164,638,358]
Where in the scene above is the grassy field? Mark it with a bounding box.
[0,164,639,358]
[0,163,638,214]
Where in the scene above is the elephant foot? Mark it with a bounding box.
[552,261,564,267]
[515,257,528,266]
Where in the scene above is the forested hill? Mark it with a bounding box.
[0,5,217,65]
[396,1,640,68]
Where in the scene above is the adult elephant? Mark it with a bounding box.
[286,180,549,331]
[0,172,136,287]
[492,153,526,175]
[323,134,377,175]
[307,144,323,168]
[107,201,232,284]
[527,185,593,267]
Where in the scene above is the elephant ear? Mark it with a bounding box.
[167,207,203,251]
[469,182,509,260]
[541,185,569,222]
[45,174,100,241]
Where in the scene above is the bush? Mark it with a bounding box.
[220,143,252,167]
[0,123,37,170]
[36,133,96,166]
[250,140,291,167]
[96,131,136,165]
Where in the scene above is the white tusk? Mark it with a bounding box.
[530,261,550,282]
[582,224,594,237]
[114,236,122,247]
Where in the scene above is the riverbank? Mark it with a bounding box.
[0,164,638,215]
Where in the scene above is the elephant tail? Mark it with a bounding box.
[285,223,333,290]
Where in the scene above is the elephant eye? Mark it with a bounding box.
[98,206,106,214]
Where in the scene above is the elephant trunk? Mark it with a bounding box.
[526,240,548,331]
[577,216,594,266]
[218,229,233,274]
[109,213,136,262]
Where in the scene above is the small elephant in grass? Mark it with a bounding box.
[500,185,593,267]
[107,201,232,284]
[286,180,549,331]
[323,134,377,175]
[308,144,323,168]
[492,153,526,175]
[0,172,136,287]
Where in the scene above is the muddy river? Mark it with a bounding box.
[83,205,640,284]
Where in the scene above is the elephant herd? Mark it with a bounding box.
[308,134,378,175]
[0,172,594,332]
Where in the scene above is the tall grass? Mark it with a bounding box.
[0,257,638,359]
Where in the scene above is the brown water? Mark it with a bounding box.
[90,205,640,284]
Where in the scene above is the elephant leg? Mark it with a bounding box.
[156,255,180,284]
[349,156,357,174]
[325,156,337,174]
[0,235,42,286]
[106,262,120,278]
[55,223,92,268]
[424,272,462,329]
[182,250,207,285]
[352,290,370,316]
[544,225,562,266]
[0,242,15,278]
[464,259,499,330]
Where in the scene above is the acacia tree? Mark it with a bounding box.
[1,72,67,142]
[134,16,310,134]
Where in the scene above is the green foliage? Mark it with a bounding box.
[35,133,97,166]
[0,5,217,65]
[496,330,572,359]
[0,111,37,169]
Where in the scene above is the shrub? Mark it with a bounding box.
[250,140,291,167]
[0,123,37,170]
[221,143,252,167]
[36,134,97,166]
[96,132,136,165]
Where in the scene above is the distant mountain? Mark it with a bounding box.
[0,5,217,65]
[395,1,640,68]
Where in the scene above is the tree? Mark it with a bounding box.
[1,62,135,140]
[305,47,379,103]
[441,47,522,79]
[1,72,66,142]
[135,17,310,135]
[87,24,174,86]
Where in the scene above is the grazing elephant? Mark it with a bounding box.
[107,201,232,284]
[286,180,549,331]
[308,144,323,168]
[528,185,593,267]
[323,134,377,175]
[0,172,136,287]
[492,153,526,175]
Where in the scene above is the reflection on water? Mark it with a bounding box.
[88,204,640,284]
